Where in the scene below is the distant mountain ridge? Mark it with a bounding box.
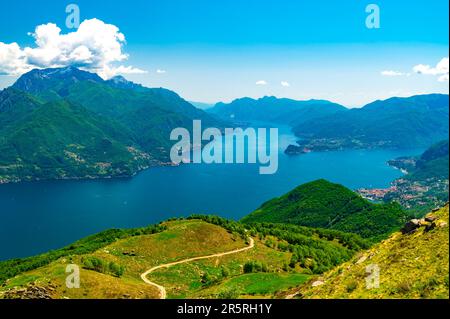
[209,93,449,151]
[208,96,347,125]
[0,67,222,183]
[293,94,449,150]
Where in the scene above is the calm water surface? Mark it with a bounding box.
[0,125,423,260]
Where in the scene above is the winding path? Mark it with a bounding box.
[140,237,255,299]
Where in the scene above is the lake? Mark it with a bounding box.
[0,125,423,260]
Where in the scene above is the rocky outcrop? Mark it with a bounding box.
[401,219,422,234]
[1,282,55,299]
[284,144,309,155]
[401,213,442,234]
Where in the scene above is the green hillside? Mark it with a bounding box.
[410,140,449,181]
[242,179,407,240]
[291,205,449,299]
[0,216,367,299]
[293,94,449,149]
[0,67,223,183]
[0,99,150,182]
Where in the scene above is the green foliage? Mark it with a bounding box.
[242,179,407,240]
[299,205,449,299]
[212,273,311,297]
[82,256,125,277]
[243,261,268,273]
[410,140,449,181]
[0,224,165,284]
[0,66,224,182]
[188,213,370,274]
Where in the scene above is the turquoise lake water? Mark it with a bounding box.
[0,125,423,260]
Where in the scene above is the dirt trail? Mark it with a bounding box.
[140,237,255,299]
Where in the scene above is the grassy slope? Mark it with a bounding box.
[292,205,449,299]
[0,218,365,299]
[147,239,294,298]
[0,220,248,299]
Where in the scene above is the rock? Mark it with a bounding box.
[425,222,436,232]
[3,283,52,299]
[311,280,324,287]
[356,255,367,264]
[425,215,438,222]
[401,219,421,234]
[438,222,448,228]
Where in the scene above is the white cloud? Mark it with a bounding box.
[438,73,449,82]
[0,42,30,75]
[0,18,146,79]
[156,69,166,74]
[381,70,403,76]
[281,81,290,87]
[256,80,267,85]
[413,57,449,82]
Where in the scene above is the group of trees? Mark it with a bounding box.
[186,214,370,275]
[0,224,166,284]
[82,256,125,277]
[254,223,367,274]
[200,265,231,287]
[243,261,269,273]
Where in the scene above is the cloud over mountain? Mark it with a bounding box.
[413,57,449,82]
[0,19,145,79]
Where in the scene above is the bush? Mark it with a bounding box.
[82,256,125,277]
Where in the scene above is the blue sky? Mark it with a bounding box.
[0,0,448,106]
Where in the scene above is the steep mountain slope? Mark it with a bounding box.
[411,140,449,181]
[242,179,407,240]
[12,67,220,126]
[291,205,449,299]
[0,88,42,129]
[208,96,346,125]
[0,99,149,182]
[0,67,223,183]
[293,94,449,149]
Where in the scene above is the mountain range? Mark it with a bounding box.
[209,94,449,151]
[208,96,346,126]
[1,67,448,184]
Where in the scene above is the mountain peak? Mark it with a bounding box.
[12,66,103,94]
[106,75,145,91]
